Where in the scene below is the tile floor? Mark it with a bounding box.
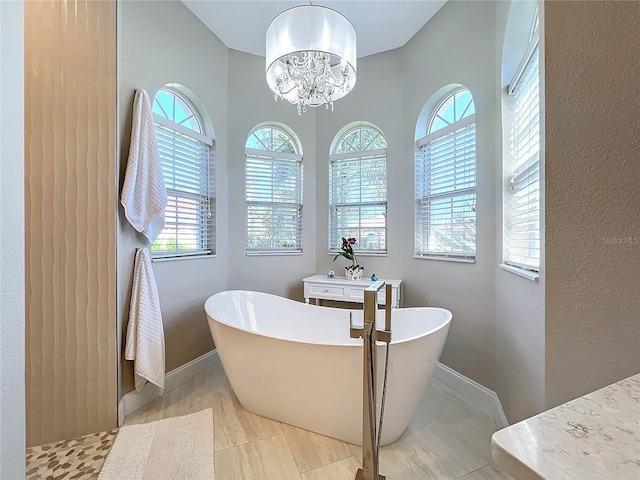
[123,358,514,480]
[25,429,117,480]
[26,357,514,480]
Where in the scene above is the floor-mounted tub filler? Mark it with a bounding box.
[348,280,393,480]
[204,289,452,475]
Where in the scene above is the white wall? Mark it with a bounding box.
[0,1,26,477]
[229,2,501,393]
[118,0,229,394]
[494,0,546,423]
[226,50,317,300]
[400,1,499,390]
[225,1,501,395]
[314,50,404,282]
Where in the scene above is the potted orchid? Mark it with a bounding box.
[333,237,365,280]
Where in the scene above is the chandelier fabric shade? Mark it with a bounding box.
[266,5,357,114]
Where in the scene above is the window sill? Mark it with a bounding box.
[327,252,388,257]
[413,255,475,264]
[499,263,539,282]
[152,254,216,263]
[246,251,303,257]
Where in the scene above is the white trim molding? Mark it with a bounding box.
[118,350,219,426]
[433,362,509,429]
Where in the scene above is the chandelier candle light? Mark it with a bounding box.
[265,3,357,114]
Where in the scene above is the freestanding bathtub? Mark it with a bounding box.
[204,290,451,446]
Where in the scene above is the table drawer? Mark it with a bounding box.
[348,286,390,304]
[308,284,347,299]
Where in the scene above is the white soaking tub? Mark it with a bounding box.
[204,290,451,446]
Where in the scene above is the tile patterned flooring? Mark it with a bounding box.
[25,429,117,480]
[26,357,514,479]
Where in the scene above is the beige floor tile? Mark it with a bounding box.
[119,358,507,480]
[348,426,486,480]
[446,414,499,465]
[213,389,283,451]
[176,367,231,416]
[216,434,301,480]
[418,379,480,428]
[300,456,361,480]
[457,465,515,480]
[123,384,183,426]
[282,423,354,473]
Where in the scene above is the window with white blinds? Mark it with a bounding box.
[151,87,215,258]
[415,88,476,260]
[504,42,540,271]
[245,126,303,253]
[329,125,387,254]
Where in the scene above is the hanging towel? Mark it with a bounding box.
[121,89,167,243]
[125,248,165,394]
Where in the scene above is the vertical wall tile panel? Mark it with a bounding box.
[61,0,116,76]
[24,227,61,393]
[26,387,64,447]
[60,379,117,441]
[25,0,63,405]
[26,0,117,446]
[24,65,61,229]
[25,0,61,68]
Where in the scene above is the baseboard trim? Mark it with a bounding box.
[434,362,509,429]
[118,349,219,426]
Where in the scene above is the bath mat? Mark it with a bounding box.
[99,409,215,480]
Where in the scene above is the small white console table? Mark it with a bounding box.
[302,275,402,308]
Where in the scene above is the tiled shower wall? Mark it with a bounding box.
[25,0,117,446]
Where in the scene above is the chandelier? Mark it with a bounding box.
[265,4,357,114]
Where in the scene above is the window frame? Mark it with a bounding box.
[414,87,477,262]
[328,124,388,256]
[502,21,541,276]
[151,86,215,260]
[244,125,303,255]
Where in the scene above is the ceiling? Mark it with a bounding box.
[181,1,447,58]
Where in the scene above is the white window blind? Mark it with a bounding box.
[153,121,215,257]
[329,126,387,254]
[245,126,303,254]
[329,152,387,253]
[151,87,215,259]
[245,141,303,253]
[415,88,476,260]
[504,45,540,270]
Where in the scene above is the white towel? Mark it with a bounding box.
[125,248,165,394]
[121,89,167,243]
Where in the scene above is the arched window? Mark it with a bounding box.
[503,7,540,274]
[151,86,215,258]
[245,125,303,253]
[415,87,476,260]
[329,124,387,254]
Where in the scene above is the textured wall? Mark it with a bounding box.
[545,1,640,408]
[25,0,117,446]
[0,1,26,476]
[118,0,229,396]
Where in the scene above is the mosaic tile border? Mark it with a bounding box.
[26,429,118,480]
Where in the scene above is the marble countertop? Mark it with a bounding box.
[492,373,640,480]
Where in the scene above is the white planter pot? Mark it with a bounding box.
[345,266,364,281]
